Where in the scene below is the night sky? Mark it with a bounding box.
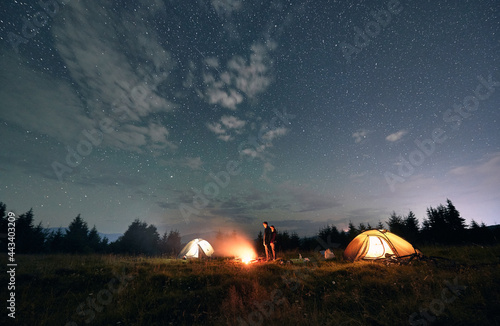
[1,0,499,238]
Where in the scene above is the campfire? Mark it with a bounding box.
[212,232,258,264]
[232,243,257,264]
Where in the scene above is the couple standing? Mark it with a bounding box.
[262,221,276,261]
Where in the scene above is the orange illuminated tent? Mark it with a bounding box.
[343,229,421,261]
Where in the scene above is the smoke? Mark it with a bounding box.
[210,232,258,259]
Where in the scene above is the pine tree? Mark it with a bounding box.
[17,209,46,253]
[114,219,160,255]
[445,199,466,234]
[255,231,264,254]
[347,221,358,241]
[88,225,107,252]
[290,232,300,250]
[166,230,181,256]
[0,202,7,252]
[422,201,465,244]
[469,220,480,229]
[64,214,91,253]
[423,205,447,242]
[403,211,420,243]
[318,225,342,247]
[159,232,169,255]
[387,211,405,236]
[0,202,6,227]
[278,231,291,251]
[46,228,65,252]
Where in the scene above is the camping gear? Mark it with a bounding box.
[343,229,420,261]
[325,248,335,259]
[178,238,214,259]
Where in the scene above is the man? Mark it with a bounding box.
[263,221,271,261]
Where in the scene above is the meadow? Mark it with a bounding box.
[2,245,500,326]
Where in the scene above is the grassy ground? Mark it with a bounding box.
[2,245,500,326]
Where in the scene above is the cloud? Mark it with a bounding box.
[352,129,370,143]
[162,184,343,236]
[221,115,246,129]
[238,119,290,160]
[202,190,277,224]
[240,145,266,160]
[278,182,341,212]
[449,153,500,176]
[444,153,500,221]
[204,87,243,110]
[0,126,68,181]
[103,123,176,152]
[448,152,500,193]
[211,0,243,17]
[260,162,275,183]
[261,126,287,142]
[206,122,226,135]
[217,134,233,142]
[148,123,169,143]
[228,42,276,98]
[349,171,369,183]
[207,115,246,141]
[386,130,408,142]
[372,153,500,223]
[157,156,204,171]
[48,0,177,152]
[201,40,276,110]
[233,116,291,181]
[184,157,203,170]
[0,0,179,157]
[167,189,263,227]
[209,0,244,39]
[204,57,220,69]
[0,52,94,143]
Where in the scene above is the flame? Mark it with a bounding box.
[212,233,257,263]
[234,245,257,264]
[238,246,257,264]
[242,256,252,264]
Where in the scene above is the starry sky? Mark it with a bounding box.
[0,0,499,238]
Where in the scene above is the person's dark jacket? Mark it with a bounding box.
[264,226,271,245]
[270,230,276,244]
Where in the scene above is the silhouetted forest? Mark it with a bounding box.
[1,199,498,256]
[0,202,180,256]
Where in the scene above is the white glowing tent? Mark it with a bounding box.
[178,238,215,259]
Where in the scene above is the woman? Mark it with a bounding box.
[269,225,277,261]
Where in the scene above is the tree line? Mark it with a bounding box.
[256,199,499,252]
[1,199,498,255]
[0,202,181,256]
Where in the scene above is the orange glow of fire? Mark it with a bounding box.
[242,256,252,264]
[213,234,257,263]
[234,245,257,264]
